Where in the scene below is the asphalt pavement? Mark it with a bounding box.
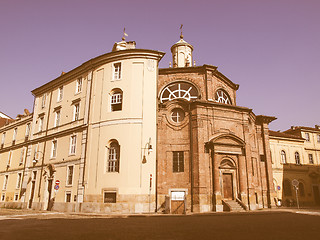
[0,208,319,240]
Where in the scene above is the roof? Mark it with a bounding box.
[284,125,320,135]
[31,48,165,96]
[170,38,194,52]
[159,64,239,91]
[0,111,12,119]
[269,130,305,140]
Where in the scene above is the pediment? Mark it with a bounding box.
[214,136,243,146]
[209,133,244,154]
[209,133,245,147]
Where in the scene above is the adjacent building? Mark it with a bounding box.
[270,126,320,207]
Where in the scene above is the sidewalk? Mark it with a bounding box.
[1,206,320,219]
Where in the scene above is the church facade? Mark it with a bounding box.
[0,35,287,213]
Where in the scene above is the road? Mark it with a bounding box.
[0,211,319,240]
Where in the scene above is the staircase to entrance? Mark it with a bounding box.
[222,199,246,212]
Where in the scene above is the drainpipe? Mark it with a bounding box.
[38,89,53,201]
[80,68,94,207]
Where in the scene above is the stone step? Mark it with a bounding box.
[224,200,246,212]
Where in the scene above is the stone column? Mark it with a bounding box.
[212,151,223,212]
[261,122,276,208]
[238,155,248,206]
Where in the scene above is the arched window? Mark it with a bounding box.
[295,152,301,165]
[215,89,231,105]
[298,182,305,197]
[283,179,292,196]
[160,82,198,103]
[281,150,287,164]
[107,140,120,172]
[110,89,123,111]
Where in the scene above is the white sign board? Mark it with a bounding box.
[171,191,185,201]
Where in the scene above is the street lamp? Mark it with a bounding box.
[142,138,153,164]
[33,151,44,164]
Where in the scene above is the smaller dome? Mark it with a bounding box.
[170,37,194,68]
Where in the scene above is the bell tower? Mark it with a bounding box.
[171,26,194,68]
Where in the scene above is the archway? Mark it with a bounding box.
[219,158,237,200]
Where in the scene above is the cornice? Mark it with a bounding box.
[190,99,253,113]
[32,49,165,96]
[269,135,305,143]
[0,124,87,153]
[255,115,277,124]
[0,115,33,132]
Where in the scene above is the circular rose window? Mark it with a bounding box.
[171,108,185,123]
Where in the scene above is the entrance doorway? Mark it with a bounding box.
[47,179,53,210]
[313,186,320,205]
[223,173,233,200]
[28,181,35,209]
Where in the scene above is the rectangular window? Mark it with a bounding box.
[3,175,8,190]
[34,143,39,160]
[104,192,116,203]
[76,77,82,93]
[73,103,80,121]
[111,93,122,111]
[32,171,37,181]
[173,151,184,172]
[260,155,265,162]
[69,135,77,155]
[54,110,61,127]
[251,157,256,176]
[57,86,63,101]
[309,154,314,164]
[19,147,25,165]
[38,116,44,132]
[51,140,57,158]
[41,94,46,108]
[113,63,121,80]
[65,192,71,202]
[1,193,5,201]
[67,165,74,185]
[305,133,310,142]
[1,132,5,147]
[7,151,12,167]
[13,128,17,142]
[25,123,30,140]
[16,173,22,189]
[14,193,19,201]
[317,134,320,143]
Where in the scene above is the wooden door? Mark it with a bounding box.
[313,186,320,205]
[28,181,35,208]
[171,200,185,214]
[223,173,233,199]
[47,179,53,210]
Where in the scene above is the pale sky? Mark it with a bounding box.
[0,0,319,131]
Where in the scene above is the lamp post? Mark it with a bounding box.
[142,138,153,164]
[141,138,153,212]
